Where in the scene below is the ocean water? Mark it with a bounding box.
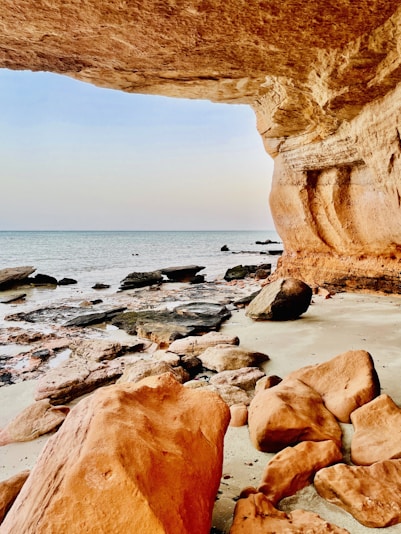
[0,230,281,292]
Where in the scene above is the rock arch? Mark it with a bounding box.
[1,0,401,291]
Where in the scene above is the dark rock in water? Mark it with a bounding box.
[221,245,229,251]
[234,290,262,307]
[0,266,35,289]
[224,265,251,281]
[119,270,163,290]
[31,349,52,361]
[0,371,13,386]
[92,283,110,290]
[255,239,280,245]
[111,302,231,346]
[161,265,205,283]
[246,277,312,321]
[90,299,103,305]
[58,277,77,286]
[63,307,127,327]
[27,273,58,286]
[268,249,283,255]
[0,293,26,304]
[225,264,272,281]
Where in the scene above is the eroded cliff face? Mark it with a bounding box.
[1,1,401,291]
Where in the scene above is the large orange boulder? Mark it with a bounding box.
[289,350,380,422]
[229,492,349,533]
[248,378,342,452]
[2,373,230,533]
[258,440,342,504]
[350,394,401,465]
[315,459,401,528]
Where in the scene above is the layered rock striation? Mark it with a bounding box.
[1,1,401,290]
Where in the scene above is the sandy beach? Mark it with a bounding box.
[1,291,401,532]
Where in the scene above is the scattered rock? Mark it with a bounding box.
[233,290,261,307]
[111,303,231,346]
[91,283,110,289]
[0,293,26,304]
[2,374,230,533]
[69,339,146,362]
[224,265,252,281]
[0,266,35,289]
[258,440,343,504]
[0,470,30,523]
[246,277,312,321]
[31,349,51,361]
[168,332,240,357]
[152,350,181,366]
[288,349,380,423]
[117,360,189,384]
[220,245,229,251]
[209,367,265,391]
[35,358,128,404]
[198,345,269,373]
[180,354,203,376]
[161,265,205,282]
[350,394,401,465]
[229,404,248,427]
[57,277,77,285]
[248,378,342,452]
[63,307,127,327]
[0,399,69,445]
[230,492,349,533]
[315,459,401,528]
[119,270,163,290]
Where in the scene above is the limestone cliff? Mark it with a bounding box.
[1,1,401,291]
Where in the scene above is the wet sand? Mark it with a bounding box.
[2,291,401,532]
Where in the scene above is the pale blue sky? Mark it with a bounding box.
[0,69,274,231]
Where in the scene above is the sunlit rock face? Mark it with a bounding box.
[1,1,401,291]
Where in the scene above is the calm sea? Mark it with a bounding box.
[0,230,281,292]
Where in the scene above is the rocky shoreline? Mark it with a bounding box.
[1,266,401,532]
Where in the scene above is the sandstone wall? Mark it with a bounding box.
[1,1,401,291]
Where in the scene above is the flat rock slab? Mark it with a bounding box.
[0,293,26,304]
[5,306,126,326]
[3,374,230,533]
[350,393,401,465]
[246,277,312,321]
[0,266,35,289]
[168,332,239,356]
[258,440,343,504]
[111,303,231,346]
[161,265,205,282]
[0,399,69,445]
[248,378,342,452]
[288,349,380,423]
[315,459,401,528]
[230,492,349,533]
[198,344,269,373]
[117,360,189,384]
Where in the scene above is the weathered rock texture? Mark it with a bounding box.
[1,3,401,291]
[230,492,349,533]
[248,378,342,452]
[315,459,401,528]
[0,470,30,523]
[2,373,230,533]
[288,349,380,422]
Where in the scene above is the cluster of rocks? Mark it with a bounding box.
[3,338,401,531]
[119,265,207,289]
[0,267,77,292]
